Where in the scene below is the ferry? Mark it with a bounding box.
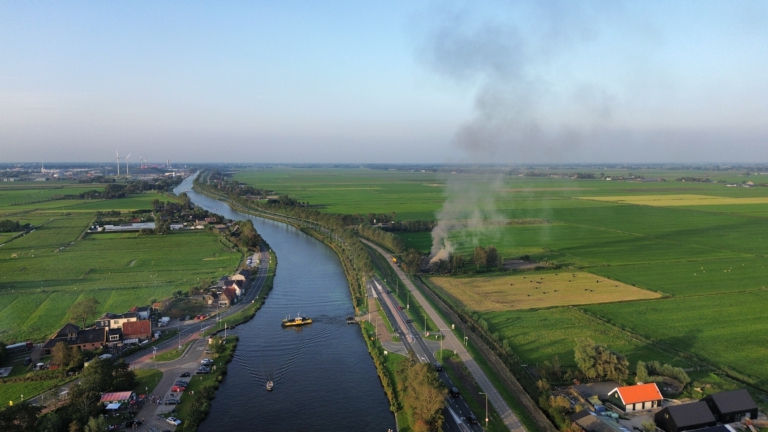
[281,314,312,327]
[266,381,274,391]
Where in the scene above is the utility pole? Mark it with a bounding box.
[480,392,488,428]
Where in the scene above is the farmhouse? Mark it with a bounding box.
[42,324,108,355]
[703,389,758,423]
[607,383,663,412]
[655,401,717,432]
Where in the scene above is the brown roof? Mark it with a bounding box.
[221,287,237,303]
[122,321,151,338]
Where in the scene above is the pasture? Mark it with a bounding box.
[580,194,768,207]
[481,307,685,370]
[430,272,659,312]
[583,290,768,388]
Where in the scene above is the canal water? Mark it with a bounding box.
[174,176,395,431]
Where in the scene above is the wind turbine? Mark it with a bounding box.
[115,150,121,176]
[125,153,131,176]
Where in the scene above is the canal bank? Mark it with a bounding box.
[176,176,396,432]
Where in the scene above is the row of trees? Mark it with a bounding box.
[356,224,405,253]
[636,360,690,385]
[382,220,436,232]
[399,353,446,431]
[0,219,30,233]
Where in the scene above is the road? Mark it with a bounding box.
[369,277,480,432]
[362,239,527,432]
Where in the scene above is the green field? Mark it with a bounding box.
[0,183,242,343]
[234,167,768,392]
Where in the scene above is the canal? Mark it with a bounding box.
[175,175,395,431]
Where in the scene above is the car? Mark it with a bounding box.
[201,358,214,365]
[171,385,185,392]
[125,420,142,427]
[204,349,212,354]
[164,398,181,405]
[178,316,186,322]
[184,316,191,321]
[434,363,443,372]
[175,380,189,386]
[166,417,182,426]
[196,367,210,374]
[23,357,32,366]
[405,319,411,323]
[468,414,478,424]
[397,306,403,310]
[450,387,460,397]
[179,372,191,378]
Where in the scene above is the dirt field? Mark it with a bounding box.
[580,194,768,207]
[430,272,660,312]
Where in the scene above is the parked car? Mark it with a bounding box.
[171,385,185,392]
[196,367,211,374]
[23,357,32,366]
[179,372,191,378]
[201,358,214,365]
[178,316,186,322]
[175,380,189,386]
[166,417,182,425]
[164,398,181,405]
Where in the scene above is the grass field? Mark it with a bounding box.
[0,183,243,344]
[582,290,768,388]
[431,272,660,312]
[581,194,768,206]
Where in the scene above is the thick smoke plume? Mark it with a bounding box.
[423,2,615,261]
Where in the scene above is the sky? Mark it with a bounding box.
[1,1,767,164]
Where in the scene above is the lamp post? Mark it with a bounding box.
[479,392,488,428]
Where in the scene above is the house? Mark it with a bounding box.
[205,292,220,306]
[129,306,151,320]
[94,312,138,329]
[231,269,251,283]
[100,391,136,405]
[213,224,228,233]
[107,329,122,345]
[219,287,237,307]
[216,276,231,288]
[607,383,663,412]
[568,410,616,432]
[703,389,759,423]
[122,321,152,341]
[223,280,244,297]
[42,324,108,355]
[655,402,717,432]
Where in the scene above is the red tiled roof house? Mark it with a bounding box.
[608,383,663,413]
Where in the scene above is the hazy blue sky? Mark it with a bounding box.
[1,1,767,163]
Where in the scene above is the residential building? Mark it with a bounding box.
[122,321,152,341]
[42,324,108,355]
[95,312,138,330]
[128,306,151,320]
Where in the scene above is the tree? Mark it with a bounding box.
[0,402,41,432]
[67,297,100,329]
[574,338,629,382]
[52,341,73,368]
[450,254,465,275]
[210,336,226,358]
[641,420,657,432]
[84,416,107,432]
[401,358,446,430]
[485,246,499,268]
[473,246,487,270]
[635,361,650,383]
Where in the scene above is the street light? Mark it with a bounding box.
[479,392,488,428]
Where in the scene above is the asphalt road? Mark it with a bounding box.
[369,277,480,432]
[362,239,527,432]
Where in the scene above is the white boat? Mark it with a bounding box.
[266,381,274,391]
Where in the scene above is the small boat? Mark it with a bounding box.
[266,381,274,391]
[346,316,357,324]
[282,313,312,327]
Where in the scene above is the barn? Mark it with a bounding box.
[655,402,717,432]
[607,383,663,412]
[703,389,759,424]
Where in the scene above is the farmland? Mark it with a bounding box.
[0,182,242,343]
[431,272,660,312]
[234,167,768,391]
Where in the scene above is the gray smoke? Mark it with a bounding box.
[422,1,620,261]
